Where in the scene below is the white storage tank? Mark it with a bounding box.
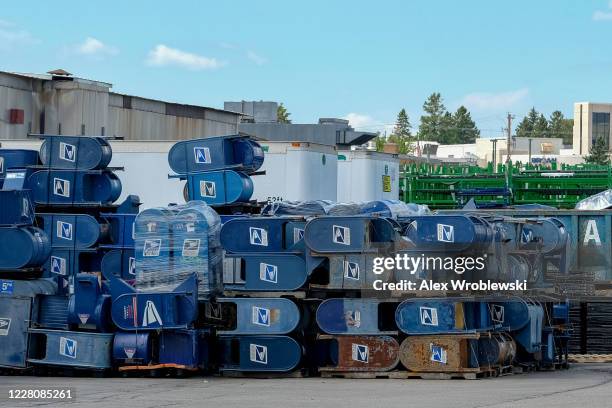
[252,141,337,202]
[337,150,400,202]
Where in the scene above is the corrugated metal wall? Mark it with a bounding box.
[0,72,239,141]
[107,93,239,140]
[0,74,42,139]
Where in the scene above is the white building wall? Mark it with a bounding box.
[573,102,612,156]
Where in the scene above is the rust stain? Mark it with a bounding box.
[321,335,399,372]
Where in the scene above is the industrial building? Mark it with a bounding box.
[392,137,573,167]
[573,102,612,156]
[0,70,241,141]
[225,100,378,147]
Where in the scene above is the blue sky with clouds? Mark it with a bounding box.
[1,0,611,137]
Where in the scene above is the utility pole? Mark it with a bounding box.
[528,138,532,163]
[505,113,515,193]
[491,139,497,171]
[505,113,514,164]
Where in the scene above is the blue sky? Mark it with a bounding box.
[1,0,611,137]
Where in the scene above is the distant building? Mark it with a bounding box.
[226,101,377,147]
[224,101,278,123]
[431,137,564,165]
[573,102,612,156]
[0,70,240,140]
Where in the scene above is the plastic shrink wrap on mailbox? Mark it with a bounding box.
[261,199,430,218]
[575,189,612,210]
[133,201,222,299]
[261,200,363,216]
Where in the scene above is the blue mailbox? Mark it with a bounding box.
[218,335,302,373]
[317,298,398,335]
[39,135,112,170]
[216,297,301,335]
[110,273,198,331]
[28,169,121,206]
[27,329,114,370]
[0,226,51,270]
[181,170,254,205]
[168,135,264,175]
[68,274,112,332]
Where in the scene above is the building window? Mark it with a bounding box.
[592,112,610,147]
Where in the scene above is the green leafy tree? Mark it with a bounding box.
[549,110,574,145]
[450,105,480,144]
[388,108,414,154]
[516,107,549,138]
[373,133,386,152]
[277,103,291,123]
[584,136,610,165]
[418,92,447,143]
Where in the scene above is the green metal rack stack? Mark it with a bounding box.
[400,162,612,209]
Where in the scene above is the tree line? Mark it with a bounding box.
[375,93,574,154]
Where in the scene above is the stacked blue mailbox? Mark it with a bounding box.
[304,209,404,373]
[0,149,53,370]
[167,135,264,206]
[109,201,221,371]
[0,135,141,372]
[216,200,417,374]
[218,216,310,373]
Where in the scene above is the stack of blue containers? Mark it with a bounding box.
[0,135,141,373]
[215,200,417,375]
[31,135,135,373]
[0,149,53,371]
[109,201,221,374]
[167,135,264,208]
[217,216,308,374]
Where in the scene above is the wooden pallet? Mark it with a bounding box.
[118,363,200,378]
[320,366,511,380]
[219,368,310,379]
[569,354,612,363]
[402,368,503,380]
[320,370,409,379]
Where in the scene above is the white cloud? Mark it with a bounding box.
[0,20,37,51]
[460,88,529,111]
[344,113,376,129]
[343,113,394,134]
[76,37,118,56]
[593,1,612,21]
[247,50,267,65]
[146,44,225,70]
[593,10,612,20]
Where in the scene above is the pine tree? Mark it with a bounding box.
[392,109,412,138]
[388,108,414,154]
[439,111,455,144]
[449,106,480,144]
[277,103,291,123]
[418,93,447,143]
[549,110,574,145]
[516,108,549,138]
[584,136,610,165]
[534,113,549,137]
